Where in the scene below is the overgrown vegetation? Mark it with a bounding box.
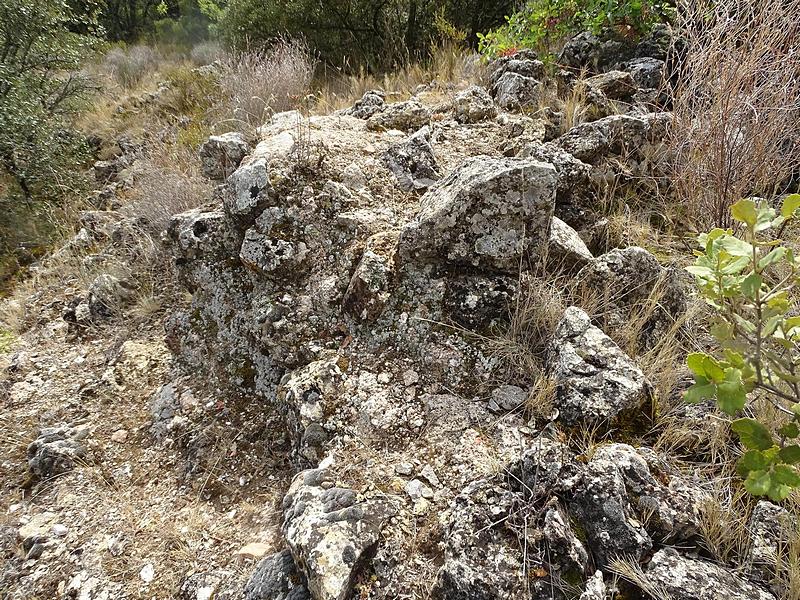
[668,0,800,228]
[685,197,800,501]
[478,0,675,57]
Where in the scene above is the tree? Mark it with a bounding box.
[0,0,99,273]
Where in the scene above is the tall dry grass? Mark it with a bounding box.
[218,38,317,133]
[669,0,800,228]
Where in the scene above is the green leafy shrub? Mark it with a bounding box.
[685,196,800,501]
[478,0,675,58]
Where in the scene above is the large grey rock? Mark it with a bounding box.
[244,549,310,600]
[543,505,589,576]
[493,72,543,110]
[432,478,526,600]
[367,99,431,131]
[582,70,638,101]
[562,444,653,567]
[547,307,652,428]
[399,156,557,272]
[382,126,440,192]
[576,246,687,348]
[27,424,89,479]
[556,113,670,163]
[644,548,776,600]
[87,274,136,318]
[453,86,497,123]
[282,469,396,600]
[239,207,308,276]
[225,158,272,228]
[548,217,593,271]
[518,142,593,226]
[489,56,546,87]
[624,57,665,90]
[562,444,707,568]
[344,89,385,119]
[343,231,399,321]
[199,132,249,181]
[508,435,572,499]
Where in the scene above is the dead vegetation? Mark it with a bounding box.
[668,0,800,227]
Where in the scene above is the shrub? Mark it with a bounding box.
[102,45,161,89]
[478,0,675,58]
[685,196,800,501]
[669,0,800,228]
[218,38,316,131]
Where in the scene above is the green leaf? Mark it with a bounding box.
[771,464,800,487]
[793,404,800,419]
[779,445,800,463]
[687,353,709,376]
[779,423,800,440]
[738,450,770,476]
[741,273,762,299]
[716,369,747,414]
[758,246,787,270]
[731,199,758,227]
[714,235,753,258]
[745,470,771,496]
[781,193,800,218]
[684,381,715,404]
[767,481,794,502]
[732,418,774,450]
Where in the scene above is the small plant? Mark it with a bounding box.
[478,0,675,58]
[103,45,160,89]
[685,196,800,501]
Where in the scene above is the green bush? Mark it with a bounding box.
[685,196,800,501]
[478,0,675,58]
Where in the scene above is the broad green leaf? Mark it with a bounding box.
[781,193,800,218]
[687,353,710,376]
[779,423,800,440]
[778,444,800,463]
[741,273,762,299]
[738,450,770,476]
[714,235,753,258]
[771,464,800,487]
[732,418,774,450]
[684,381,715,404]
[717,370,747,414]
[720,255,751,275]
[767,481,794,502]
[758,246,787,270]
[686,265,716,279]
[731,199,758,227]
[755,204,777,232]
[745,470,771,496]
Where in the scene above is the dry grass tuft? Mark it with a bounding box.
[103,45,161,90]
[669,0,800,228]
[218,38,317,134]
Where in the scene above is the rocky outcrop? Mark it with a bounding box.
[399,156,557,272]
[27,424,89,479]
[244,550,309,600]
[199,132,249,181]
[282,469,397,600]
[453,86,497,123]
[547,307,652,428]
[366,99,431,131]
[382,126,440,191]
[645,548,776,600]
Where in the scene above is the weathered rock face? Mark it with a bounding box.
[282,469,397,600]
[432,478,526,600]
[27,424,89,479]
[199,132,250,181]
[548,216,593,271]
[624,57,665,90]
[493,72,543,110]
[344,89,386,119]
[244,550,310,600]
[399,156,557,272]
[382,126,440,191]
[747,500,793,584]
[556,112,670,163]
[367,99,431,131]
[645,548,777,600]
[582,70,638,101]
[453,86,497,124]
[547,307,652,428]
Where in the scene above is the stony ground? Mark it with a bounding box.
[2,31,799,600]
